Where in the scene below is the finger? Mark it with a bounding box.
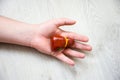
[72,42,92,51]
[61,32,89,42]
[53,53,75,66]
[50,18,76,27]
[63,49,85,58]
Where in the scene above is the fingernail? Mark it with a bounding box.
[70,61,75,66]
[87,46,92,51]
[79,54,85,58]
[84,37,89,42]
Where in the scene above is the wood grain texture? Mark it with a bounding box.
[0,0,120,80]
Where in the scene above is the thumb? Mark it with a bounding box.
[49,18,76,27]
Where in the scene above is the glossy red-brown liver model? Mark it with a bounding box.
[51,34,74,51]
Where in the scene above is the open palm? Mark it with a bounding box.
[30,18,92,66]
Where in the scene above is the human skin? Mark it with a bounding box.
[0,16,92,66]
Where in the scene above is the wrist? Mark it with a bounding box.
[0,23,36,47]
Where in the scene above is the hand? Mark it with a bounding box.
[0,16,92,66]
[30,18,92,66]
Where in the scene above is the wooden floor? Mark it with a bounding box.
[0,0,120,80]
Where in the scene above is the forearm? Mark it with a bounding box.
[0,16,35,47]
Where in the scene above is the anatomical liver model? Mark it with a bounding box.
[51,34,74,51]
